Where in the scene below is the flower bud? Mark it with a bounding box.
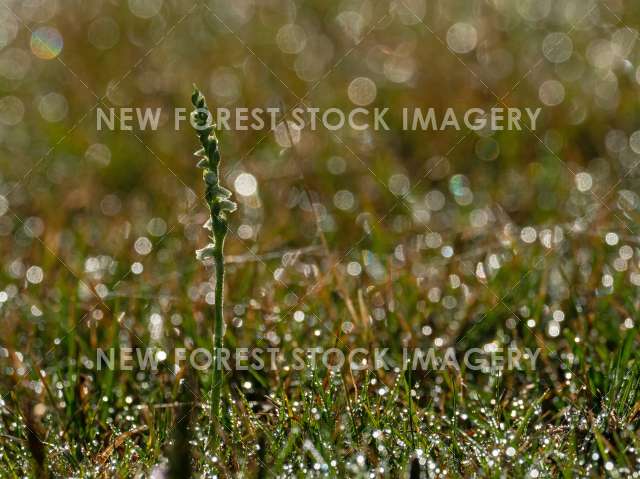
[218,199,237,213]
[204,171,218,185]
[195,243,216,262]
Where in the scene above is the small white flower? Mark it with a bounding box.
[219,199,237,213]
[195,243,216,262]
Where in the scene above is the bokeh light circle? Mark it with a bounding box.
[276,24,306,54]
[38,92,68,122]
[30,26,63,60]
[128,0,163,19]
[234,173,258,197]
[539,80,565,106]
[446,23,478,54]
[0,96,24,125]
[475,137,500,161]
[0,48,31,80]
[88,17,120,50]
[0,10,18,49]
[348,77,377,106]
[85,144,112,167]
[542,33,573,64]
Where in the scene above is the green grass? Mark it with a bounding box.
[2,215,640,477]
[2,1,640,476]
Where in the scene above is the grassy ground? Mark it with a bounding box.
[2,0,640,477]
[3,209,640,477]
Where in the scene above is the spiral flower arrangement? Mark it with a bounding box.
[191,85,236,428]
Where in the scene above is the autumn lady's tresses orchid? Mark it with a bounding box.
[191,85,236,434]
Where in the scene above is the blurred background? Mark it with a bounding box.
[1,0,640,359]
[1,0,638,253]
[4,3,640,474]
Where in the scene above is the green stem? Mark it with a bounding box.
[211,231,225,433]
[191,86,235,447]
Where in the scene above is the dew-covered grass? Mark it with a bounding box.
[3,0,640,477]
[3,212,640,477]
